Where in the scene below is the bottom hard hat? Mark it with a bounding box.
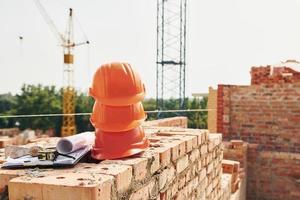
[91,126,149,160]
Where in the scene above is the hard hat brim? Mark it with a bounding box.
[91,127,149,160]
[91,138,149,160]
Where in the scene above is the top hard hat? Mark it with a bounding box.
[90,62,146,106]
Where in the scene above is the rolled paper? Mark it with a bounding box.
[56,132,95,154]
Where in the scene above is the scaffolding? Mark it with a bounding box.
[156,0,187,112]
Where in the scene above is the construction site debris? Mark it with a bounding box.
[4,145,42,159]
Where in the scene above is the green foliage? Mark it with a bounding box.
[0,84,208,134]
[0,85,95,134]
[15,84,62,132]
[186,97,207,129]
[75,92,94,133]
[144,97,208,128]
[142,98,157,120]
[0,93,17,127]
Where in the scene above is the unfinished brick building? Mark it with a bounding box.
[208,60,300,200]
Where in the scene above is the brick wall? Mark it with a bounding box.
[251,66,300,85]
[1,126,228,200]
[216,85,224,134]
[217,85,232,139]
[213,79,300,200]
[144,117,188,128]
[223,140,247,170]
[0,117,250,200]
[217,83,300,153]
[223,140,248,200]
[0,128,19,137]
[0,129,20,148]
[247,145,300,200]
[221,135,300,200]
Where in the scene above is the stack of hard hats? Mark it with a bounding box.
[89,62,149,160]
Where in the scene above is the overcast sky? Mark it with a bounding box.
[1,0,300,98]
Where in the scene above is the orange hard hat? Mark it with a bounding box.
[90,62,146,106]
[91,126,149,160]
[90,101,147,132]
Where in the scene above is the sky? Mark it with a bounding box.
[1,0,300,98]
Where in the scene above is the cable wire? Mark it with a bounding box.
[0,109,215,119]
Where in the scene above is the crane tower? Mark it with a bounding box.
[61,8,76,136]
[34,0,89,136]
[156,0,187,112]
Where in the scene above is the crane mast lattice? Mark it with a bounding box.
[33,0,89,136]
[156,0,187,114]
[61,8,76,136]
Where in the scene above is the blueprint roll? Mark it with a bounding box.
[56,132,95,154]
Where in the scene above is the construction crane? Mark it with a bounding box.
[156,0,187,115]
[33,0,89,136]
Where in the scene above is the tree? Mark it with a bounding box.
[75,92,94,133]
[0,93,17,128]
[15,84,62,132]
[186,97,207,128]
[0,84,209,133]
[143,98,157,120]
[142,97,208,128]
